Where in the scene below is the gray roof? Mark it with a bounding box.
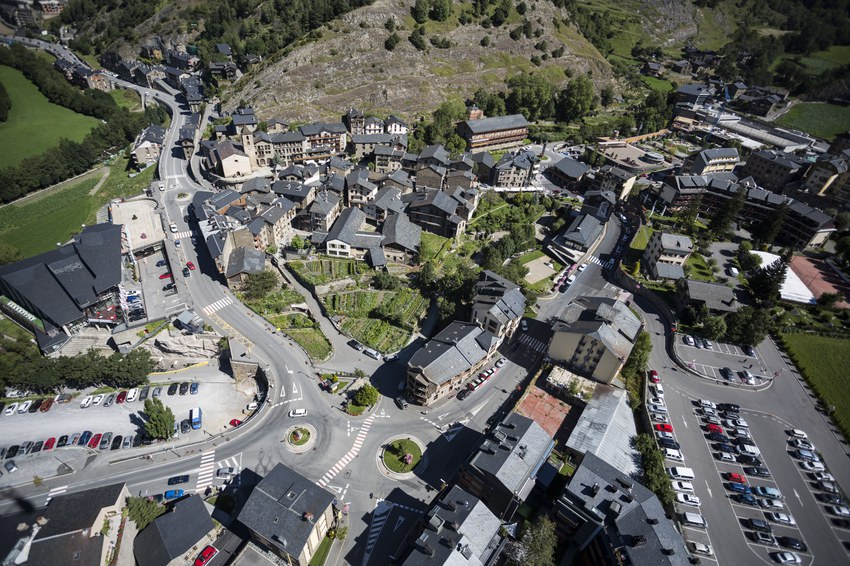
[209,189,242,210]
[407,189,459,215]
[552,156,591,179]
[299,122,347,136]
[140,124,166,145]
[408,322,496,386]
[241,177,272,194]
[472,270,525,326]
[225,247,266,278]
[382,213,421,253]
[560,214,603,247]
[371,187,406,214]
[700,147,739,160]
[308,192,340,216]
[563,452,689,566]
[325,207,367,245]
[382,169,414,189]
[419,144,451,164]
[552,297,642,360]
[35,483,125,540]
[467,412,554,494]
[0,223,122,329]
[134,495,214,566]
[401,486,502,566]
[658,232,693,253]
[272,181,313,200]
[462,114,528,135]
[683,279,739,312]
[565,385,638,475]
[655,263,685,280]
[237,463,335,557]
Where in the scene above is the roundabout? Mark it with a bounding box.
[377,434,427,480]
[283,423,317,453]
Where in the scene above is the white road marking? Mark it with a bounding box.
[437,412,449,421]
[394,516,406,532]
[682,415,688,428]
[705,480,712,497]
[284,364,293,374]
[292,382,298,394]
[794,489,803,506]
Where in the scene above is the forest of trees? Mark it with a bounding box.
[0,44,168,204]
[0,83,10,122]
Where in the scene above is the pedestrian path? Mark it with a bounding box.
[174,231,192,239]
[45,484,68,504]
[317,414,375,488]
[202,296,233,316]
[195,450,216,493]
[516,332,547,353]
[363,500,392,562]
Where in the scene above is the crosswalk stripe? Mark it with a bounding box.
[202,297,233,316]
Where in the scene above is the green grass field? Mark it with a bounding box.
[0,66,99,169]
[110,88,142,112]
[776,103,850,141]
[771,45,850,74]
[781,334,850,440]
[640,75,674,92]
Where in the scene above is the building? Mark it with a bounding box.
[739,149,807,193]
[304,191,342,232]
[208,140,252,178]
[225,247,267,290]
[681,147,739,175]
[491,151,533,187]
[313,208,420,267]
[457,114,529,153]
[470,270,525,340]
[801,154,850,206]
[458,412,555,520]
[642,232,693,280]
[675,83,714,105]
[548,156,591,192]
[396,486,504,565]
[675,279,740,315]
[299,122,348,155]
[238,463,336,566]
[554,452,689,566]
[0,223,123,353]
[385,115,409,135]
[406,322,499,406]
[404,188,467,239]
[130,124,166,168]
[344,108,366,134]
[589,165,637,201]
[548,213,604,263]
[27,483,130,566]
[134,495,215,566]
[547,297,643,384]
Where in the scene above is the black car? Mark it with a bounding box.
[817,493,845,504]
[718,403,741,413]
[745,466,771,478]
[57,435,68,448]
[737,493,759,506]
[168,474,189,485]
[743,345,756,357]
[6,445,19,458]
[167,383,179,396]
[747,517,773,533]
[111,435,123,450]
[139,386,150,401]
[103,393,115,407]
[658,438,680,450]
[28,399,43,413]
[457,388,472,400]
[777,536,807,552]
[182,267,190,277]
[736,437,757,447]
[715,442,737,453]
[180,419,191,434]
[156,259,167,267]
[738,454,762,466]
[708,432,730,443]
[29,441,43,454]
[178,382,189,395]
[163,282,176,291]
[395,397,409,409]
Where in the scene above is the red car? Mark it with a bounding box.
[726,472,747,483]
[229,419,242,427]
[43,437,56,450]
[707,423,724,434]
[187,261,196,270]
[39,399,54,413]
[654,423,673,433]
[159,272,172,280]
[648,370,660,383]
[88,433,102,449]
[194,545,218,566]
[116,391,128,404]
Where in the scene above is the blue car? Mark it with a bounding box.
[78,431,92,446]
[164,489,184,501]
[728,482,751,494]
[737,493,758,506]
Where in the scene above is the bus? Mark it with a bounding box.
[189,407,202,430]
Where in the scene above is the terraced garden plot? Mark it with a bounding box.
[267,313,332,360]
[289,257,367,285]
[327,288,428,353]
[342,318,410,354]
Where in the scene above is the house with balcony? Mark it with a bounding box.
[470,270,525,340]
[457,114,529,153]
[642,232,693,280]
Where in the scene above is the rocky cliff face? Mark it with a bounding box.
[223,0,615,121]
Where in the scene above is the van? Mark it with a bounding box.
[664,448,684,462]
[364,348,382,360]
[669,467,695,481]
[740,444,761,457]
[652,384,665,397]
[682,511,707,529]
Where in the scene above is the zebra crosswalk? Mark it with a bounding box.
[202,296,233,316]
[174,231,192,240]
[317,414,375,488]
[45,485,68,504]
[364,501,392,559]
[586,255,616,269]
[195,450,216,493]
[516,332,546,353]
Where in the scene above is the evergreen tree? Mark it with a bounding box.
[429,0,452,21]
[748,256,789,304]
[709,185,746,237]
[752,203,788,246]
[512,516,556,566]
[144,398,176,440]
[412,0,430,24]
[353,384,379,406]
[556,75,596,122]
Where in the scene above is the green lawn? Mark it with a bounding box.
[383,438,422,473]
[685,254,716,282]
[308,536,333,566]
[776,103,850,141]
[342,318,410,353]
[268,313,332,360]
[0,66,99,169]
[518,250,545,265]
[420,231,450,261]
[630,226,655,251]
[781,334,850,440]
[640,75,674,93]
[771,45,850,74]
[110,88,142,112]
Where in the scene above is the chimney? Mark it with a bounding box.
[592,483,600,495]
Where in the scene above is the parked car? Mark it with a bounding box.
[4,403,17,415]
[39,399,53,413]
[216,467,236,478]
[676,493,701,507]
[179,382,189,395]
[801,461,825,472]
[43,438,55,450]
[194,545,218,566]
[167,383,179,396]
[765,512,796,526]
[736,493,759,507]
[79,396,93,409]
[5,460,17,473]
[159,272,173,280]
[747,517,773,533]
[103,393,115,407]
[164,489,184,501]
[671,481,694,493]
[728,482,751,494]
[116,391,127,404]
[726,472,747,483]
[754,532,777,546]
[746,467,771,478]
[99,433,113,450]
[777,537,807,553]
[190,382,199,395]
[87,434,102,449]
[139,387,150,401]
[648,370,659,383]
[788,429,807,439]
[655,424,673,433]
[717,452,735,462]
[78,431,92,446]
[111,435,123,450]
[126,388,138,402]
[718,403,741,413]
[760,498,784,510]
[771,552,801,565]
[152,387,162,398]
[57,435,68,448]
[168,475,190,485]
[721,367,735,380]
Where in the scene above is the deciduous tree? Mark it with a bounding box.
[353,384,379,406]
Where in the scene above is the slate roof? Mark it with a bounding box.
[209,189,242,210]
[472,270,525,326]
[565,385,638,475]
[308,192,340,216]
[382,169,414,189]
[386,115,407,128]
[214,140,247,160]
[134,495,214,566]
[241,177,272,194]
[0,223,122,328]
[370,187,405,214]
[272,181,313,200]
[468,412,554,494]
[701,147,739,160]
[225,247,266,278]
[419,144,451,165]
[216,43,233,56]
[257,131,307,144]
[560,214,603,247]
[299,122,347,136]
[552,156,591,179]
[35,483,125,539]
[658,233,693,253]
[562,452,689,566]
[381,213,421,253]
[408,322,496,386]
[552,297,642,360]
[462,114,528,134]
[237,463,335,558]
[401,486,503,566]
[139,124,166,145]
[655,263,685,280]
[406,189,459,215]
[683,279,739,312]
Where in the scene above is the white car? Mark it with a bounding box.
[80,395,93,408]
[288,409,308,418]
[126,388,138,402]
[801,461,825,472]
[828,505,850,517]
[651,413,669,423]
[698,399,716,409]
[4,403,17,416]
[725,418,748,428]
[814,472,836,482]
[495,358,506,368]
[649,397,665,407]
[759,498,784,510]
[704,415,722,425]
[703,339,713,349]
[773,552,801,565]
[169,223,178,233]
[656,431,675,441]
[677,493,701,507]
[158,182,165,192]
[731,428,751,439]
[92,394,104,406]
[790,438,815,451]
[689,542,713,557]
[789,429,807,439]
[717,451,735,462]
[648,403,667,414]
[17,400,31,413]
[577,263,587,272]
[672,481,695,493]
[765,512,796,526]
[520,319,528,331]
[684,335,695,346]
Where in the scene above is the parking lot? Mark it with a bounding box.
[136,247,187,322]
[0,377,252,483]
[678,335,771,386]
[648,374,850,565]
